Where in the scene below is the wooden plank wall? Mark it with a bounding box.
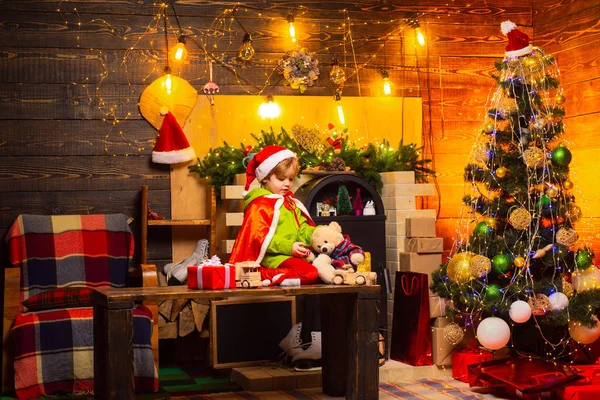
[3,1,597,265]
[532,1,600,259]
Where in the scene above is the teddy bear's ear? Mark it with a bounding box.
[329,221,342,233]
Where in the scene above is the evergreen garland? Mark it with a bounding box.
[189,127,435,200]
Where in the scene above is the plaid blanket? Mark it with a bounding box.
[6,214,135,308]
[5,214,158,397]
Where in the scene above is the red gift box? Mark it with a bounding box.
[187,265,236,289]
[561,365,600,400]
[452,343,493,383]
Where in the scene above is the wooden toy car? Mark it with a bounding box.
[332,270,377,286]
[234,261,262,288]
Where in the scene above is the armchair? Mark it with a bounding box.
[2,214,159,398]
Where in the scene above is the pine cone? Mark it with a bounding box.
[319,161,334,171]
[330,157,346,171]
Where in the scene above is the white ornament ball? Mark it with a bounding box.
[569,316,600,344]
[548,292,569,310]
[476,317,511,350]
[509,300,532,323]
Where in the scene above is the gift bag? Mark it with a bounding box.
[390,271,432,366]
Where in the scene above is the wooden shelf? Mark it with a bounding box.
[148,219,211,226]
[141,185,216,265]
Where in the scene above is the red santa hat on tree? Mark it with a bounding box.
[152,111,196,164]
[244,145,296,193]
[501,21,532,58]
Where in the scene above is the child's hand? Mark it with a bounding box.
[292,242,311,258]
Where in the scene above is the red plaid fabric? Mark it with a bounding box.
[5,214,158,397]
[21,287,94,311]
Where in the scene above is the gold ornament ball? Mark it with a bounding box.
[472,142,490,164]
[567,204,583,222]
[563,179,573,190]
[555,94,566,105]
[514,256,525,268]
[443,323,464,346]
[523,147,545,168]
[569,316,600,344]
[329,65,346,85]
[562,279,574,297]
[496,166,508,178]
[470,254,492,278]
[545,188,558,198]
[509,207,532,230]
[556,228,578,247]
[447,252,475,283]
[528,294,550,316]
[485,122,495,133]
[485,217,497,228]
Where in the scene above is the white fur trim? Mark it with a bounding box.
[255,149,295,181]
[292,198,315,225]
[152,147,196,164]
[254,196,284,264]
[501,20,516,35]
[505,45,533,58]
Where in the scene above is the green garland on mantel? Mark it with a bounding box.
[188,127,435,200]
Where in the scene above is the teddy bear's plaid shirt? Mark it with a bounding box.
[330,234,365,269]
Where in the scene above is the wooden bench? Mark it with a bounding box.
[93,284,380,399]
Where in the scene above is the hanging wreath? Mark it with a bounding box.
[278,48,320,93]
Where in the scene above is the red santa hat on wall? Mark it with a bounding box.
[244,145,296,193]
[152,111,196,164]
[501,21,532,58]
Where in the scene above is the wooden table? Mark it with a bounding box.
[93,284,380,400]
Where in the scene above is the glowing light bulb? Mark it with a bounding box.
[238,33,255,61]
[258,94,281,119]
[169,36,188,63]
[416,28,425,46]
[334,92,345,125]
[381,70,392,95]
[162,66,173,94]
[287,14,296,43]
[383,78,392,95]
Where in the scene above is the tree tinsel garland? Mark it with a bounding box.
[189,127,435,200]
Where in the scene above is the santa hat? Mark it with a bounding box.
[152,111,196,164]
[501,21,532,58]
[244,145,296,192]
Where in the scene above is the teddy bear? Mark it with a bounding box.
[307,221,365,284]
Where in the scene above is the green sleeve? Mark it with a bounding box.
[298,215,316,245]
[266,235,294,256]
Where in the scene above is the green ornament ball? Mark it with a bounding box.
[551,146,572,167]
[492,253,512,274]
[474,221,492,236]
[485,283,502,301]
[537,194,551,207]
[576,250,594,270]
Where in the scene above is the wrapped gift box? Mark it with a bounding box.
[560,364,600,399]
[405,237,443,254]
[431,317,453,366]
[188,265,236,289]
[452,346,493,383]
[430,295,447,318]
[406,217,436,238]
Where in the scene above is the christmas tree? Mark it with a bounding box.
[431,21,600,360]
[336,184,353,215]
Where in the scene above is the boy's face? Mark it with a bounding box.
[262,172,294,196]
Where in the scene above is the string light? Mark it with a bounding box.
[334,91,346,126]
[162,66,173,94]
[169,36,188,63]
[382,71,392,95]
[408,18,426,46]
[258,94,281,119]
[287,13,296,43]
